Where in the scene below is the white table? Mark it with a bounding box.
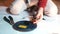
[0,6,60,34]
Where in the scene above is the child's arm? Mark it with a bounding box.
[38,0,47,8]
[34,0,47,23]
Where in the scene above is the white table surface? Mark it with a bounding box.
[0,6,60,34]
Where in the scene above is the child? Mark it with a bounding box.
[7,0,58,23]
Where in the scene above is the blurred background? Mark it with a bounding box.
[0,0,60,14]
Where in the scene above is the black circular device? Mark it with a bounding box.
[13,21,37,32]
[3,16,37,32]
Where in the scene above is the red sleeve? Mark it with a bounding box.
[38,0,47,8]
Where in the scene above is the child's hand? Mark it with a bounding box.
[33,7,43,24]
